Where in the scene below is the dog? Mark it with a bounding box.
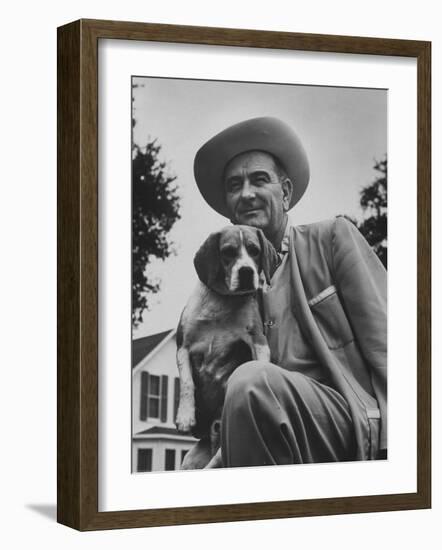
[175,225,278,469]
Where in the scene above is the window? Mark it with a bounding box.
[148,375,160,418]
[140,372,169,422]
[181,449,188,465]
[137,448,152,472]
[165,449,176,471]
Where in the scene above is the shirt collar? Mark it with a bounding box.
[279,219,291,255]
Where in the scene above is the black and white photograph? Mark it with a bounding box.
[131,76,387,473]
[1,0,437,542]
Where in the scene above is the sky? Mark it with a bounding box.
[132,76,387,338]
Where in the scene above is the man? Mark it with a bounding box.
[192,117,387,467]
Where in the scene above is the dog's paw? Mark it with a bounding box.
[175,405,196,433]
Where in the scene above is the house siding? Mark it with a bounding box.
[132,332,196,472]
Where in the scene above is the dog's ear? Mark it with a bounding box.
[194,231,227,294]
[257,230,279,284]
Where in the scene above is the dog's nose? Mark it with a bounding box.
[238,266,255,290]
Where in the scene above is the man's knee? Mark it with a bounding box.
[226,361,289,403]
[227,360,269,390]
[223,362,271,428]
[226,362,311,411]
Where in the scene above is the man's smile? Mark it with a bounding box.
[238,206,262,216]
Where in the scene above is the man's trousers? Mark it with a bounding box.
[221,360,356,467]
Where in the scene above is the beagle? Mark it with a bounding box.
[175,225,278,469]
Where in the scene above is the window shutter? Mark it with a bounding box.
[160,375,168,422]
[140,371,149,421]
[173,377,180,422]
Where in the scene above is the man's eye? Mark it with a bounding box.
[253,175,269,185]
[227,181,242,192]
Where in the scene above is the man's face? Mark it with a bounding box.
[223,151,291,234]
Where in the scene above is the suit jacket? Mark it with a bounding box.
[286,216,387,460]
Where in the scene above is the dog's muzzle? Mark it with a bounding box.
[237,266,256,291]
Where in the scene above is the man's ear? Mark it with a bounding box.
[194,232,227,294]
[282,178,293,212]
[257,230,279,284]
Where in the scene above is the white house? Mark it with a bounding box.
[132,329,196,472]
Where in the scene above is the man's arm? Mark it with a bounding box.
[332,216,387,453]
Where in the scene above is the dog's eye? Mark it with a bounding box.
[221,246,236,259]
[247,244,260,257]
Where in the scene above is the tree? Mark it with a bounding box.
[132,140,180,326]
[357,157,387,268]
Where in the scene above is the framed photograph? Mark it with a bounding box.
[57,19,431,530]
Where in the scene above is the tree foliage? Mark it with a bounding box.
[132,140,180,326]
[357,158,388,268]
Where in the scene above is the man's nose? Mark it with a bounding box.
[240,180,255,200]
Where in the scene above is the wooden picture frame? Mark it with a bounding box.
[57,18,431,530]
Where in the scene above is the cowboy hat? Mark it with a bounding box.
[193,117,310,218]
